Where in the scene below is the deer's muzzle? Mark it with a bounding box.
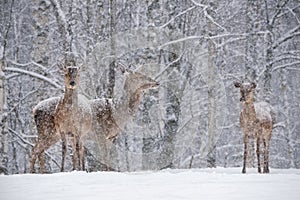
[70,81,76,87]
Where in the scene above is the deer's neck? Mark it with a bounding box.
[241,101,257,124]
[63,88,78,106]
[242,101,255,112]
[114,86,142,125]
[124,85,142,113]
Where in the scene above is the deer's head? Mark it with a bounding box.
[117,62,159,93]
[234,81,256,103]
[127,71,159,92]
[64,66,80,90]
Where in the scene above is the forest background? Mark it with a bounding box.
[0,0,300,174]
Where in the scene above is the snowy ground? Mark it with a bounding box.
[1,168,299,200]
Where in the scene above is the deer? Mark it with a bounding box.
[30,96,61,173]
[30,65,92,173]
[54,65,92,172]
[89,64,159,169]
[234,81,274,173]
[30,63,158,173]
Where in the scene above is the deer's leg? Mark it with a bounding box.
[242,135,248,174]
[38,150,46,173]
[79,141,85,171]
[76,138,81,170]
[29,145,38,173]
[263,139,270,173]
[61,134,67,172]
[256,137,261,173]
[71,138,77,170]
[71,135,80,171]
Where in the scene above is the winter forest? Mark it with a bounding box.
[0,0,300,174]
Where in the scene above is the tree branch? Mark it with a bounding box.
[8,127,60,169]
[272,61,300,72]
[272,26,300,49]
[269,0,290,26]
[160,6,197,29]
[4,67,62,89]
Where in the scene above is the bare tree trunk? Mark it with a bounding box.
[156,50,181,169]
[0,0,14,175]
[107,0,116,99]
[50,0,71,62]
[263,0,289,102]
[0,61,9,174]
[280,68,295,168]
[245,0,260,82]
[32,0,50,66]
[206,4,216,168]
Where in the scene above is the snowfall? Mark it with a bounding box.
[1,168,299,200]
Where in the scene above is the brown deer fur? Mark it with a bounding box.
[89,68,159,169]
[30,96,61,173]
[234,81,274,173]
[54,66,92,172]
[30,66,158,173]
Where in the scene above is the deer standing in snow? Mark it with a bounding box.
[90,64,159,169]
[30,63,158,173]
[54,66,92,171]
[30,66,92,173]
[234,81,274,173]
[30,96,61,173]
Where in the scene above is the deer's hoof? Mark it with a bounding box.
[263,168,270,173]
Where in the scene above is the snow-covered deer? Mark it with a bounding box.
[92,65,159,140]
[234,81,274,173]
[30,96,61,173]
[30,63,158,173]
[90,64,159,169]
[54,66,92,171]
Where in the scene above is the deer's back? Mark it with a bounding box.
[33,97,61,118]
[33,96,61,139]
[77,94,93,132]
[254,102,274,125]
[90,98,121,139]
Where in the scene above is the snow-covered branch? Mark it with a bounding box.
[269,0,290,26]
[4,67,62,89]
[272,25,300,49]
[190,0,226,31]
[8,127,60,168]
[159,33,248,49]
[272,61,300,72]
[9,87,41,113]
[159,36,203,49]
[48,0,68,30]
[203,8,226,32]
[155,53,184,79]
[7,59,51,72]
[160,6,197,29]
[189,0,207,8]
[268,55,300,66]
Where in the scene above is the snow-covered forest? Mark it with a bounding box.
[1,0,300,174]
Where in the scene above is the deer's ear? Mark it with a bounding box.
[58,59,69,76]
[57,62,65,71]
[115,61,126,74]
[251,82,256,89]
[119,65,126,74]
[234,82,241,88]
[78,64,82,71]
